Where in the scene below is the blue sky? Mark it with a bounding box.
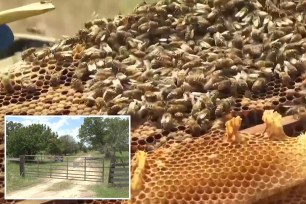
[5,116,85,142]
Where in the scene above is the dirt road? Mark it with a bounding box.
[6,154,103,199]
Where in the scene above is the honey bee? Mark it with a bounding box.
[21,48,36,60]
[211,118,225,130]
[35,48,51,60]
[108,103,126,115]
[71,78,84,92]
[131,82,156,92]
[49,73,61,87]
[284,49,299,60]
[167,88,184,100]
[231,34,243,49]
[1,74,14,94]
[297,1,306,12]
[215,58,234,70]
[214,78,231,92]
[195,109,212,124]
[144,91,158,102]
[141,103,165,121]
[251,77,266,93]
[265,0,285,17]
[278,71,291,86]
[185,117,202,136]
[243,44,263,58]
[167,104,188,114]
[106,60,127,74]
[280,2,296,10]
[215,98,235,117]
[122,89,143,100]
[284,61,298,76]
[160,113,177,131]
[285,105,306,121]
[174,112,186,121]
[213,32,226,47]
[127,100,142,117]
[95,97,106,110]
[138,21,159,32]
[112,79,124,93]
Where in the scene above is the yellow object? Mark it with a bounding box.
[0,2,55,25]
[262,110,288,140]
[131,151,147,195]
[224,116,242,143]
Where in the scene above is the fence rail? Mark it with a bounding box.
[19,155,105,182]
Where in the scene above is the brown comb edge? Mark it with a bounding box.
[14,115,300,204]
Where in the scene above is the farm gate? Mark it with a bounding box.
[20,155,105,182]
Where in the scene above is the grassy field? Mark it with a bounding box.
[6,161,42,194]
[91,184,129,198]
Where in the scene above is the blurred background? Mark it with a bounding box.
[1,0,157,38]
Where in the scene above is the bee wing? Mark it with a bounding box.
[252,15,261,28]
[235,7,248,18]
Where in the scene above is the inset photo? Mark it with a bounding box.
[5,115,130,200]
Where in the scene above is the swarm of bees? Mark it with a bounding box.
[1,0,306,204]
[16,0,306,137]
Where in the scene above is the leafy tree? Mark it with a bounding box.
[77,141,87,153]
[78,117,129,158]
[6,121,23,137]
[6,123,57,157]
[47,137,61,155]
[58,135,78,155]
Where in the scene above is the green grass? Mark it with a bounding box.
[45,181,73,191]
[91,184,129,198]
[6,161,43,193]
[92,150,129,198]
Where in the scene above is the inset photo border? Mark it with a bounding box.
[4,115,131,200]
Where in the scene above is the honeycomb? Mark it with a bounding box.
[1,0,306,203]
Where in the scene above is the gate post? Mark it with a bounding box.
[84,157,86,181]
[102,158,104,182]
[19,155,25,177]
[66,157,69,179]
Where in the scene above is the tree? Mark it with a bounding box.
[103,118,129,154]
[58,135,78,155]
[6,121,23,138]
[47,137,61,155]
[6,123,57,157]
[77,141,87,153]
[78,117,129,158]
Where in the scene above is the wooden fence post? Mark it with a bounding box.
[49,158,52,178]
[19,155,25,177]
[66,157,69,179]
[84,157,86,181]
[102,158,105,182]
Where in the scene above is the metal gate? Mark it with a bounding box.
[20,155,104,182]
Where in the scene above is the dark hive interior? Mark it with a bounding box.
[2,0,306,203]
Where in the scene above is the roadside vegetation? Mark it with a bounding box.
[6,162,42,194]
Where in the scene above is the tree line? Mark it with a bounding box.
[6,117,129,158]
[6,121,83,157]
